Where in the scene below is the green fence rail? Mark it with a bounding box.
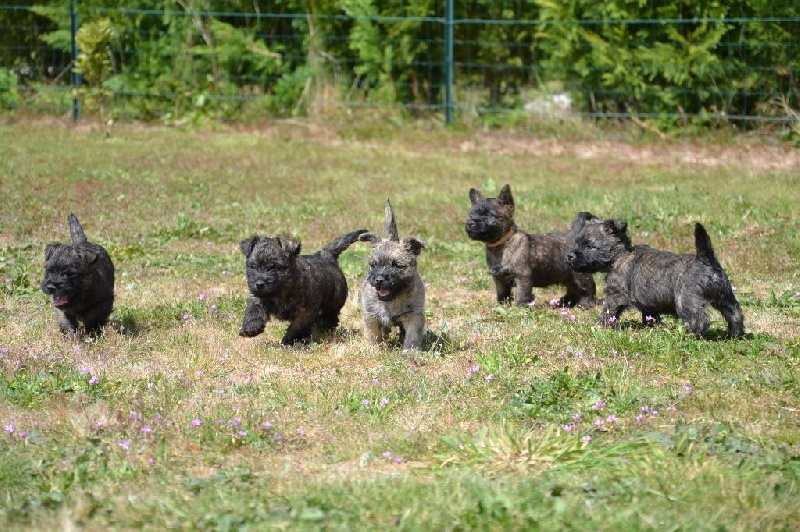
[1,1,798,129]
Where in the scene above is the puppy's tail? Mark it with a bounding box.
[68,213,88,244]
[322,229,369,259]
[569,211,602,234]
[694,223,719,266]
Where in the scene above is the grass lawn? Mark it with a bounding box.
[1,118,799,530]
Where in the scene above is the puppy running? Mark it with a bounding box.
[41,214,115,336]
[359,199,426,353]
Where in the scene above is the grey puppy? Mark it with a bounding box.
[358,199,426,353]
[239,229,366,345]
[565,219,745,338]
[465,184,597,307]
[41,214,115,336]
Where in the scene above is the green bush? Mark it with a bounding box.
[0,68,19,109]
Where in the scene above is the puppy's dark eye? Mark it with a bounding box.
[392,260,405,269]
[369,260,377,268]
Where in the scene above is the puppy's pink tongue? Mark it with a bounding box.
[54,295,69,308]
[378,288,391,298]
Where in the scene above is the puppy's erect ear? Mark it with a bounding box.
[358,232,380,246]
[44,243,63,262]
[77,248,98,264]
[278,236,302,257]
[604,219,628,236]
[239,236,259,257]
[402,236,425,256]
[497,184,514,211]
[468,188,484,205]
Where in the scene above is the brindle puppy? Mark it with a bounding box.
[465,184,596,307]
[359,199,426,353]
[41,214,115,336]
[566,219,745,338]
[239,229,366,345]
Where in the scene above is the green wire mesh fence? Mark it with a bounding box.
[0,1,798,130]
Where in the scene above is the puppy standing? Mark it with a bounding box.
[41,214,115,336]
[465,184,596,307]
[359,200,426,353]
[239,229,366,345]
[565,219,745,338]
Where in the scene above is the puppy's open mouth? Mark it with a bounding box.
[377,288,392,299]
[53,295,70,308]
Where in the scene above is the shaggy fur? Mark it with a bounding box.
[41,214,115,336]
[359,199,426,353]
[565,219,745,338]
[465,184,597,307]
[239,229,366,345]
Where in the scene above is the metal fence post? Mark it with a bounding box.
[444,0,454,124]
[70,0,80,120]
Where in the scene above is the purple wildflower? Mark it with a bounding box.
[593,400,606,410]
[191,418,202,427]
[380,397,389,408]
[119,439,131,451]
[5,423,14,434]
[89,375,99,385]
[581,435,592,443]
[606,414,617,423]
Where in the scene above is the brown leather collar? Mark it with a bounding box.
[486,228,516,248]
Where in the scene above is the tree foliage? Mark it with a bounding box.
[0,0,797,126]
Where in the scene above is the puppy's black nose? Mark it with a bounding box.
[254,280,265,290]
[565,252,575,262]
[466,220,475,229]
